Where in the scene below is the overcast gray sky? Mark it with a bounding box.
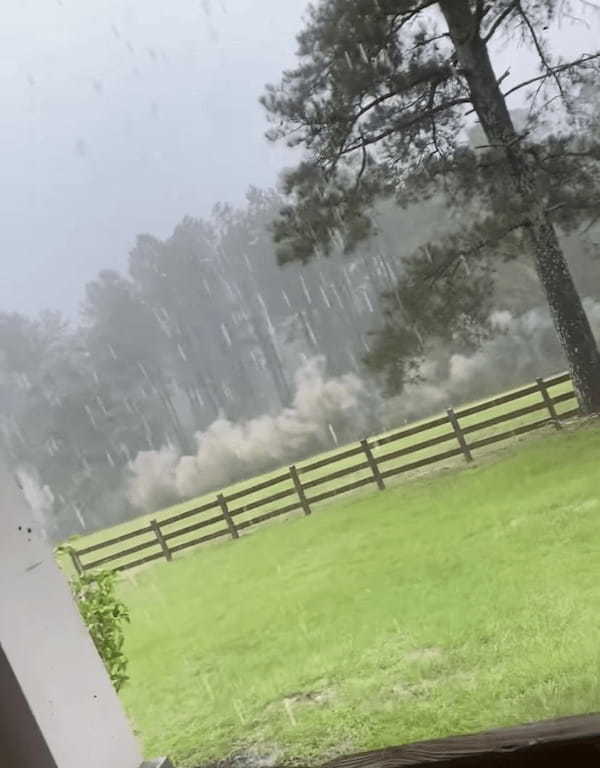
[2,0,599,318]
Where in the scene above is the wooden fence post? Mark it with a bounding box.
[537,377,562,430]
[150,519,172,562]
[447,408,473,463]
[360,439,385,491]
[69,548,83,576]
[289,465,312,516]
[217,493,239,539]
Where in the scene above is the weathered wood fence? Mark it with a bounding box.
[323,712,600,767]
[68,370,578,574]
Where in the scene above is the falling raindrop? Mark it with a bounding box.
[299,275,312,305]
[96,395,108,415]
[342,267,354,294]
[106,450,115,468]
[257,294,275,336]
[250,349,260,369]
[331,284,344,310]
[358,43,370,64]
[300,312,318,348]
[328,423,339,445]
[73,504,86,530]
[221,323,232,347]
[344,50,353,69]
[320,285,332,308]
[84,404,97,429]
[177,343,188,362]
[137,362,152,383]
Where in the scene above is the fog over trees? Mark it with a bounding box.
[2,3,600,542]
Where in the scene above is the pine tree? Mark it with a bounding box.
[262,0,600,411]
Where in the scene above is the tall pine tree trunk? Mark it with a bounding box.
[440,0,600,413]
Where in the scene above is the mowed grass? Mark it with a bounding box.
[65,376,576,570]
[117,420,600,767]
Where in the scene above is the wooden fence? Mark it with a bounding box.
[323,712,600,767]
[68,370,579,575]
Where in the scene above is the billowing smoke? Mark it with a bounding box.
[127,356,380,512]
[126,445,181,511]
[385,297,600,422]
[124,300,600,513]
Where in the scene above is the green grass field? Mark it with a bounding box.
[64,375,577,571]
[114,418,600,767]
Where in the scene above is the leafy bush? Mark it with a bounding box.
[71,569,131,692]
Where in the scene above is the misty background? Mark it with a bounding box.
[2,1,600,541]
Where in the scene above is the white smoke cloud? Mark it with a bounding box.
[126,445,181,511]
[387,297,600,421]
[127,356,378,511]
[128,301,600,512]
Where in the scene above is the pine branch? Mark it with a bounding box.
[502,52,600,100]
[341,96,471,156]
[425,218,527,284]
[515,1,567,100]
[427,82,443,157]
[354,137,368,193]
[475,0,489,29]
[412,31,451,50]
[581,211,600,233]
[394,0,441,28]
[482,1,518,43]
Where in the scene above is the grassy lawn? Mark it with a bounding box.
[116,420,600,767]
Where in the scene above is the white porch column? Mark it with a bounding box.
[0,459,169,768]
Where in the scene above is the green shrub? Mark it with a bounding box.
[71,569,131,692]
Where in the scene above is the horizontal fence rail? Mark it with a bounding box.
[67,370,579,574]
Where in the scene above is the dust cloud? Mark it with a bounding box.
[127,356,379,511]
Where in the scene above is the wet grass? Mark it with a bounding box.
[117,419,600,767]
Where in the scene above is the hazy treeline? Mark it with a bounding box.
[1,187,452,540]
[2,182,599,542]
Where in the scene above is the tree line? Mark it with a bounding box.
[2,188,453,540]
[3,0,600,540]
